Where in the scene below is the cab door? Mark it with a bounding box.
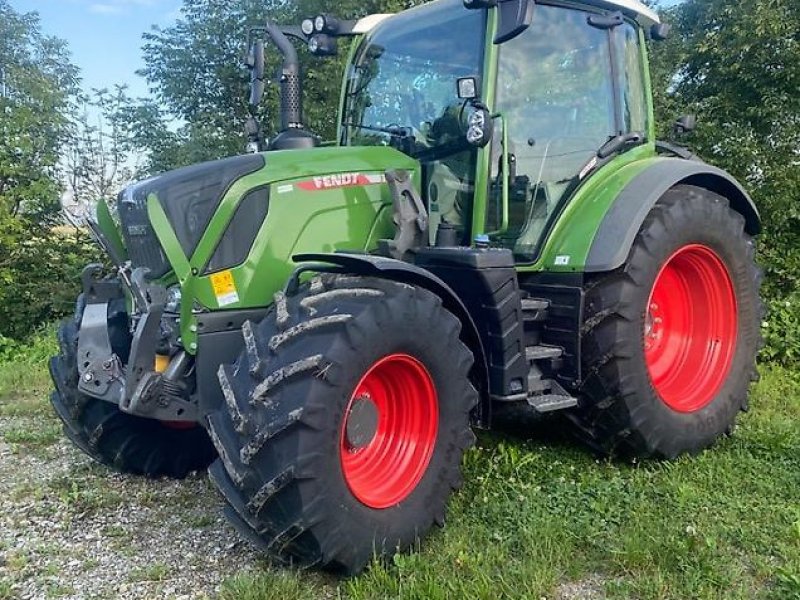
[485,3,648,262]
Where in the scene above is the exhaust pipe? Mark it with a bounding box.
[263,19,318,151]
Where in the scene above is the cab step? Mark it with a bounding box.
[521,297,550,322]
[527,394,578,413]
[526,345,563,362]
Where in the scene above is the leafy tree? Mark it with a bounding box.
[137,0,421,170]
[0,1,93,340]
[650,0,799,363]
[0,0,79,220]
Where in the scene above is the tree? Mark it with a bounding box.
[650,0,800,362]
[0,0,79,220]
[64,86,142,210]
[0,1,94,340]
[136,0,421,170]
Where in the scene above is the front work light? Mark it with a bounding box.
[308,34,338,56]
[312,14,340,34]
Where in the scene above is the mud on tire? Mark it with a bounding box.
[569,185,762,459]
[206,275,478,574]
[49,297,216,478]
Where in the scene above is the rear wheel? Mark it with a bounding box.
[206,275,477,574]
[571,185,761,458]
[49,298,216,478]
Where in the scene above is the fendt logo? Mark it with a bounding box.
[297,172,386,191]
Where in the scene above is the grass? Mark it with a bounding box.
[219,365,800,600]
[1,331,799,599]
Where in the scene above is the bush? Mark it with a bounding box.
[761,292,800,367]
[0,226,99,340]
[0,325,57,364]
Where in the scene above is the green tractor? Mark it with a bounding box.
[50,0,762,574]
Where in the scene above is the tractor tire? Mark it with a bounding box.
[206,275,477,574]
[570,185,762,459]
[49,296,216,478]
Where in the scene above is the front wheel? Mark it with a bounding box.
[571,185,762,459]
[49,299,217,478]
[206,275,477,574]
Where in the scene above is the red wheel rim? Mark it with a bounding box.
[644,244,738,413]
[340,353,438,509]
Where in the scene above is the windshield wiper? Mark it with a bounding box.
[597,132,645,159]
[342,122,413,138]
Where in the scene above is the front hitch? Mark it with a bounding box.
[76,265,199,423]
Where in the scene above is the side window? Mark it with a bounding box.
[488,4,617,259]
[617,23,648,134]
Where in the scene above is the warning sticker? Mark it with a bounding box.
[210,270,240,307]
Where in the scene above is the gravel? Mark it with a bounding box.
[0,422,260,600]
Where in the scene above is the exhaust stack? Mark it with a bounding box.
[263,19,317,151]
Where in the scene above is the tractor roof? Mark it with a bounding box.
[353,0,660,34]
[584,0,660,26]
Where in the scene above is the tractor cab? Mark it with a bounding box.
[247,0,663,258]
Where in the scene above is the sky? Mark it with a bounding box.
[10,0,182,100]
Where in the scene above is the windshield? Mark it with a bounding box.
[341,0,486,244]
[341,0,486,156]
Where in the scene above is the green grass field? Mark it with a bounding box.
[1,329,798,599]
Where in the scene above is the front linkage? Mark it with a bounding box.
[75,264,199,425]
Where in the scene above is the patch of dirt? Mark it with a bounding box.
[556,574,610,600]
[0,417,259,599]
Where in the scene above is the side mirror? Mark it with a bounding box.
[463,101,493,148]
[674,114,697,135]
[464,0,534,45]
[650,22,671,41]
[247,39,266,108]
[494,0,535,44]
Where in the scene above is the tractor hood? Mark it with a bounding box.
[115,146,420,291]
[118,154,266,279]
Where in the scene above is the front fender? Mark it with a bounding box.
[294,252,491,427]
[585,158,761,272]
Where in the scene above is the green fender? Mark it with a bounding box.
[529,153,760,274]
[584,157,760,272]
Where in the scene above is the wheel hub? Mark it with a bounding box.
[644,302,664,351]
[339,353,439,509]
[644,244,738,413]
[344,395,379,450]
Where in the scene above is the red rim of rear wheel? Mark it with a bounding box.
[340,353,439,509]
[644,244,738,413]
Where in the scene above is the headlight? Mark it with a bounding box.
[301,19,314,36]
[314,15,326,32]
[469,110,486,129]
[165,286,182,313]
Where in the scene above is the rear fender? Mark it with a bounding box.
[294,252,491,427]
[586,158,761,272]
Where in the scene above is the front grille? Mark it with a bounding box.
[117,154,266,279]
[118,183,172,279]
